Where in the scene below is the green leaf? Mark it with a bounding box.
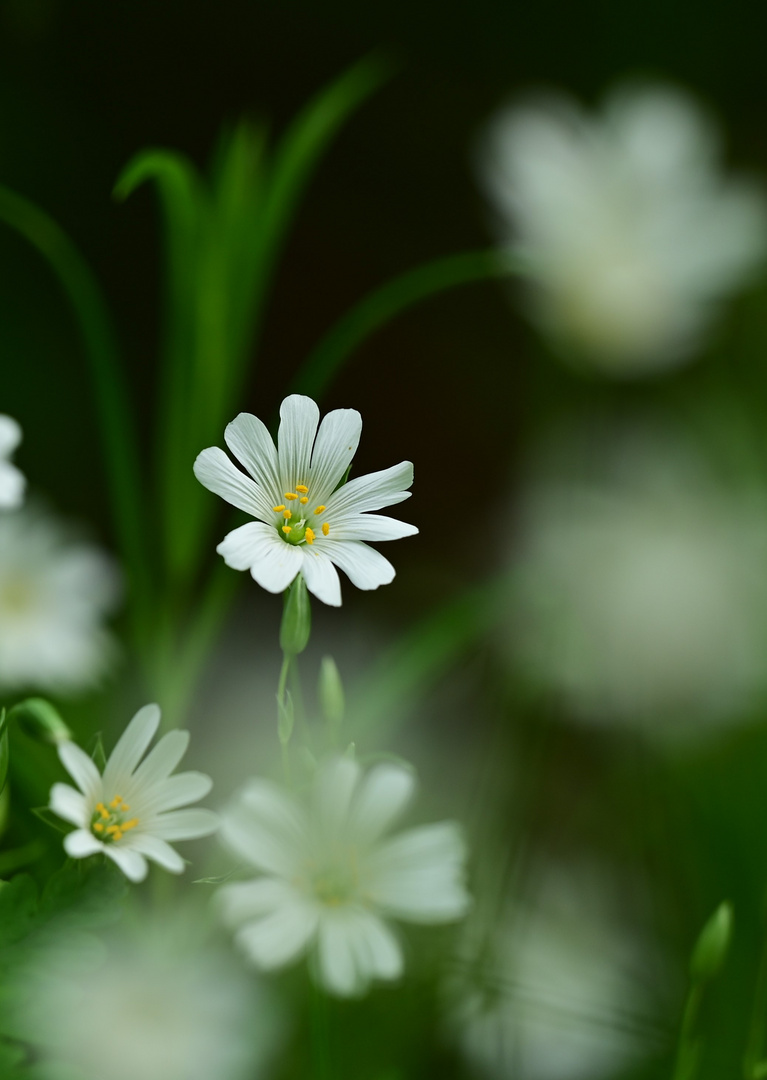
[30,807,70,835]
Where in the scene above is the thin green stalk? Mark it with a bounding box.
[744,902,767,1078]
[0,186,152,644]
[289,249,524,401]
[672,982,705,1080]
[310,982,333,1080]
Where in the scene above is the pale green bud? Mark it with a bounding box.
[690,900,733,983]
[6,698,73,746]
[278,692,295,747]
[319,656,345,737]
[280,575,311,656]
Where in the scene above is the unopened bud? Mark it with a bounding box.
[280,575,311,656]
[319,656,345,737]
[690,901,733,983]
[7,698,73,746]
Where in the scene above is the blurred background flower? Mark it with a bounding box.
[0,414,25,508]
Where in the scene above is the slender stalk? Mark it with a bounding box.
[289,249,525,401]
[672,982,704,1080]
[310,982,333,1080]
[744,899,767,1078]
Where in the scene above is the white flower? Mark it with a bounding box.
[194,394,418,606]
[480,83,767,373]
[508,426,767,733]
[50,703,219,882]
[17,922,282,1080]
[218,756,470,997]
[0,503,119,693]
[0,414,25,508]
[448,864,669,1080]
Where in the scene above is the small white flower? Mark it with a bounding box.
[50,703,219,882]
[218,756,470,997]
[0,414,25,509]
[0,503,119,693]
[480,83,767,373]
[194,394,418,606]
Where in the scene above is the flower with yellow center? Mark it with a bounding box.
[193,395,418,606]
[49,704,219,882]
[0,414,25,509]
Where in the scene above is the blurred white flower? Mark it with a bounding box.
[508,427,767,732]
[449,864,668,1080]
[219,756,470,997]
[194,394,417,607]
[480,83,767,373]
[50,703,218,882]
[20,922,281,1080]
[0,414,25,508]
[0,503,119,693]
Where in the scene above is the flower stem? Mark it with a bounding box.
[310,983,333,1080]
[672,982,704,1080]
[744,896,767,1078]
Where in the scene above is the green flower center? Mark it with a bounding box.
[90,795,139,844]
[272,485,330,547]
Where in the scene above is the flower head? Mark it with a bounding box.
[194,395,418,606]
[0,503,119,693]
[50,704,218,882]
[0,414,25,508]
[218,756,470,997]
[480,83,767,373]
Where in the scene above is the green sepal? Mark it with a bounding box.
[690,900,733,983]
[280,574,311,656]
[6,699,72,746]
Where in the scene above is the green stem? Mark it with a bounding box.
[744,901,767,1078]
[310,982,332,1080]
[0,186,152,645]
[672,982,704,1080]
[289,249,524,401]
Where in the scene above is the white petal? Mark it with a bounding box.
[277,395,320,491]
[331,514,419,541]
[141,771,212,814]
[217,522,303,592]
[102,704,160,793]
[49,783,88,827]
[0,414,22,455]
[235,900,320,969]
[127,833,186,873]
[218,878,299,925]
[312,756,362,840]
[365,822,471,923]
[58,742,101,802]
[351,909,403,981]
[193,446,271,520]
[317,912,360,996]
[299,549,342,606]
[130,729,189,790]
[63,829,104,859]
[327,461,414,516]
[308,408,362,503]
[220,781,307,877]
[317,909,397,997]
[0,462,25,508]
[105,845,148,882]
[149,808,219,840]
[224,412,281,498]
[326,541,396,590]
[350,764,416,845]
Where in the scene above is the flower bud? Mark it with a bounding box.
[6,698,73,746]
[690,900,733,983]
[280,575,311,656]
[319,656,345,738]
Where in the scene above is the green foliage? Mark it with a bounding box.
[280,574,312,657]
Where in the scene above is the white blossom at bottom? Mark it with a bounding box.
[0,414,25,508]
[218,756,471,997]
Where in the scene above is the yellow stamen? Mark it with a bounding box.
[314,505,326,515]
[93,822,104,833]
[112,829,123,841]
[322,523,330,536]
[109,796,123,809]
[285,492,298,501]
[305,528,315,545]
[300,496,308,504]
[296,484,309,494]
[282,525,292,535]
[283,509,292,520]
[106,824,121,835]
[120,803,130,811]
[96,802,109,819]
[273,504,286,513]
[121,818,139,832]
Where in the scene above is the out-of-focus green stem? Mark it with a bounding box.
[0,186,151,643]
[744,898,767,1078]
[289,249,523,401]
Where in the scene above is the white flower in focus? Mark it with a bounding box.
[50,704,218,881]
[480,84,767,373]
[449,865,668,1080]
[0,504,119,693]
[218,756,470,997]
[21,925,281,1080]
[0,414,25,508]
[194,394,418,606]
[508,429,767,733]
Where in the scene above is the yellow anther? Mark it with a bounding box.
[296,484,309,494]
[282,525,292,535]
[283,509,292,520]
[285,492,298,501]
[109,796,123,809]
[112,829,123,842]
[106,824,121,835]
[322,523,330,536]
[96,802,109,819]
[314,505,326,515]
[93,822,104,833]
[273,504,286,513]
[305,528,315,545]
[122,818,139,832]
[120,803,130,812]
[300,496,309,504]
